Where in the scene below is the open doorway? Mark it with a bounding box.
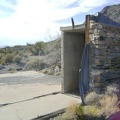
[61,29,85,94]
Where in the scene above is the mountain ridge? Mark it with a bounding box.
[100,4,120,23]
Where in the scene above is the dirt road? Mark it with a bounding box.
[0,71,60,86]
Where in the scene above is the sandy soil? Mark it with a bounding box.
[0,71,45,78]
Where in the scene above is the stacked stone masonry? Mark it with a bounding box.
[89,20,120,92]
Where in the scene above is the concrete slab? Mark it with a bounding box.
[0,84,61,104]
[0,71,61,105]
[0,71,81,120]
[0,93,81,120]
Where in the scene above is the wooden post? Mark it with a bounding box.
[85,15,90,44]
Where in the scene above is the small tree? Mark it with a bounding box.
[26,42,45,56]
[34,41,45,55]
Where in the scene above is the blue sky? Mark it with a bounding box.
[0,0,119,46]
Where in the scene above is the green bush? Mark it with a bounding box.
[0,59,5,65]
[51,102,106,120]
[12,50,19,56]
[13,55,22,63]
[25,58,45,70]
[0,53,5,60]
[52,101,84,120]
[0,48,5,54]
[4,54,13,63]
[26,41,45,56]
[84,106,99,117]
[9,69,13,73]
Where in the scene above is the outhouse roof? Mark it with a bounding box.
[60,23,85,33]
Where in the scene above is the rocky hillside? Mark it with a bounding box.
[101,4,120,23]
[0,4,119,74]
[0,38,61,75]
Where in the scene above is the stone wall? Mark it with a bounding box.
[89,20,120,92]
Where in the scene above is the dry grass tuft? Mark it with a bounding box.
[99,94,120,118]
[105,84,119,95]
[84,92,101,106]
[65,101,84,119]
[84,105,99,117]
[51,84,120,120]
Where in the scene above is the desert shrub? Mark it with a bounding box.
[4,54,13,63]
[29,47,38,56]
[12,50,19,56]
[25,58,45,70]
[81,115,106,120]
[0,48,5,53]
[27,41,45,56]
[51,114,106,120]
[85,92,101,107]
[85,85,120,118]
[0,53,5,60]
[51,85,119,120]
[84,106,99,117]
[51,102,106,120]
[0,59,5,65]
[9,69,13,73]
[0,53,5,64]
[13,55,22,63]
[99,94,120,118]
[53,101,84,120]
[34,41,45,55]
[65,101,84,118]
[6,48,12,54]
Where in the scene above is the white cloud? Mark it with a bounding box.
[0,0,119,46]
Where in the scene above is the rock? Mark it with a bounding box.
[8,68,13,71]
[0,64,4,70]
[48,69,54,75]
[40,64,61,76]
[54,66,60,75]
[16,68,22,71]
[41,69,48,74]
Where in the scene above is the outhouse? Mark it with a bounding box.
[60,13,120,96]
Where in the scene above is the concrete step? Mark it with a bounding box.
[0,93,81,120]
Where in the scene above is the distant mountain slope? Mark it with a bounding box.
[101,4,120,23]
[0,38,61,74]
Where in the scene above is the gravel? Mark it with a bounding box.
[0,71,61,86]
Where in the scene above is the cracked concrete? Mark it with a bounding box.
[0,93,80,120]
[0,71,81,120]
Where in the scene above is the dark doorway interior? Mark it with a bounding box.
[61,32,85,94]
